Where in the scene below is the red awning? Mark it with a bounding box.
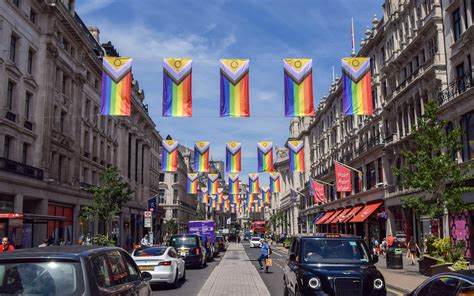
[342,206,363,222]
[0,213,23,219]
[323,209,343,224]
[328,208,352,224]
[349,201,383,223]
[315,211,335,225]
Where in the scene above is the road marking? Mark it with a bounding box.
[386,287,405,296]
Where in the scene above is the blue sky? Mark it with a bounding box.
[77,0,382,185]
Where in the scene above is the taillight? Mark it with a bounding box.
[158,261,172,266]
[195,248,200,256]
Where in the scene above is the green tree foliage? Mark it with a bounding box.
[163,219,178,242]
[396,100,474,218]
[269,210,284,231]
[84,167,132,236]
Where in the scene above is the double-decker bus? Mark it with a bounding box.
[251,221,266,237]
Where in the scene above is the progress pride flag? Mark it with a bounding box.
[335,162,352,192]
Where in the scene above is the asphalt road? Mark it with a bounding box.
[151,253,222,296]
[243,242,404,296]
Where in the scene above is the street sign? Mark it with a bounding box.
[144,211,152,228]
[148,196,157,212]
[144,211,152,218]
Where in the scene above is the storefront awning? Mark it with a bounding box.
[328,208,352,224]
[349,201,383,223]
[315,211,335,225]
[341,205,363,223]
[312,212,326,224]
[323,209,343,224]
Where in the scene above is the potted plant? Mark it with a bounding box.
[419,237,468,276]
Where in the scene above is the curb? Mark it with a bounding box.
[386,283,410,295]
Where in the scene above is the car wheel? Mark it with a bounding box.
[181,269,186,282]
[172,269,179,288]
[200,257,205,269]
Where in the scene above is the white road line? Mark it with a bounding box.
[386,287,404,296]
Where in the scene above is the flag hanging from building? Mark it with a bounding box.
[248,173,260,193]
[224,199,231,212]
[194,141,210,172]
[290,188,298,202]
[225,142,242,173]
[341,57,373,115]
[231,203,236,214]
[335,162,352,192]
[208,174,219,194]
[161,140,179,172]
[288,140,305,172]
[162,58,192,117]
[269,172,281,193]
[187,173,199,194]
[283,58,315,117]
[310,178,327,203]
[101,57,132,116]
[210,195,217,209]
[200,187,209,204]
[257,142,274,172]
[216,201,222,212]
[228,173,240,194]
[262,186,271,204]
[220,59,250,117]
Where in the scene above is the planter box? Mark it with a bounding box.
[418,255,444,276]
[430,263,453,276]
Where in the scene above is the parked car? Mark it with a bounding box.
[132,246,185,287]
[249,237,262,248]
[407,271,474,296]
[216,236,227,252]
[283,234,386,296]
[169,234,207,268]
[0,245,152,295]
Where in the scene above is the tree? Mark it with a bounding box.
[84,167,132,237]
[396,100,474,224]
[269,210,284,231]
[163,219,178,242]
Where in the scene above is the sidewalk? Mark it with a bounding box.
[198,243,270,296]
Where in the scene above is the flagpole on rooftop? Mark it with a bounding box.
[351,17,356,57]
[334,160,362,174]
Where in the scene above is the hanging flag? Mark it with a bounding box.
[101,57,132,116]
[231,203,236,214]
[262,186,271,204]
[220,59,250,117]
[248,173,260,193]
[269,172,281,193]
[217,188,224,204]
[225,142,242,173]
[161,140,179,172]
[200,187,209,204]
[341,57,373,115]
[283,58,315,117]
[210,195,217,209]
[208,174,219,194]
[224,199,231,212]
[257,142,274,172]
[216,202,222,212]
[310,178,327,203]
[194,141,210,172]
[288,140,305,172]
[290,188,298,202]
[335,162,352,192]
[229,194,237,204]
[228,173,240,194]
[187,173,199,194]
[162,58,192,117]
[258,198,264,208]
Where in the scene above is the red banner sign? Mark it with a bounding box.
[310,179,326,203]
[335,163,352,192]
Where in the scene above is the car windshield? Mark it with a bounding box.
[171,236,198,247]
[0,261,82,295]
[134,247,167,257]
[251,238,260,241]
[302,239,371,264]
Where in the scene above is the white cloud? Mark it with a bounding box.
[76,0,116,16]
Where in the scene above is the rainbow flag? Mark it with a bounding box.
[231,203,236,214]
[257,142,274,172]
[248,173,260,193]
[258,198,264,208]
[229,194,237,204]
[269,172,281,193]
[200,187,209,204]
[216,202,222,212]
[288,140,304,172]
[224,199,230,212]
[208,174,219,194]
[161,140,179,172]
[228,173,240,194]
[194,141,210,172]
[342,57,373,115]
[217,188,224,204]
[262,186,271,204]
[210,195,216,209]
[225,142,242,173]
[220,59,250,117]
[283,58,314,117]
[187,173,199,194]
[101,57,132,116]
[162,58,192,117]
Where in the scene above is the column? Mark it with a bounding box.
[130,134,136,182]
[136,140,143,185]
[293,205,298,235]
[14,194,23,214]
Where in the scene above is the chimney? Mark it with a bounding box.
[88,26,100,43]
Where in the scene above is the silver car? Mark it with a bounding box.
[132,246,185,287]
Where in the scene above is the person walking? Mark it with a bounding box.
[140,234,150,247]
[258,238,269,272]
[407,240,421,265]
[0,237,14,252]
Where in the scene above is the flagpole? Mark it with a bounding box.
[335,160,362,174]
[351,17,356,57]
[313,179,334,187]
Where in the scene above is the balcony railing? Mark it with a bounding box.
[0,157,43,180]
[438,74,473,106]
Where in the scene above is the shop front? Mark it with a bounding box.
[348,201,385,244]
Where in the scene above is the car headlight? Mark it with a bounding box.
[374,278,384,289]
[308,277,321,289]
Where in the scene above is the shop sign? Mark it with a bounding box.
[144,211,152,228]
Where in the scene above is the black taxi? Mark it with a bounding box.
[283,234,386,296]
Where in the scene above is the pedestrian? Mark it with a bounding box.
[238,236,241,243]
[59,237,65,245]
[140,234,150,247]
[85,233,92,245]
[0,237,14,252]
[258,238,270,272]
[380,238,387,257]
[407,240,421,265]
[38,239,49,247]
[387,234,394,248]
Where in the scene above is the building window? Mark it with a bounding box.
[60,111,66,134]
[29,8,37,24]
[21,143,29,164]
[62,75,68,95]
[27,49,34,75]
[377,158,383,183]
[12,0,20,7]
[58,155,64,183]
[9,34,17,63]
[456,62,466,92]
[173,189,178,204]
[172,209,178,219]
[25,92,32,119]
[158,189,165,204]
[453,8,462,42]
[461,112,474,161]
[3,136,12,159]
[6,81,14,111]
[159,173,164,182]
[366,162,376,189]
[173,173,178,183]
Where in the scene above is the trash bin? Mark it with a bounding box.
[386,247,403,269]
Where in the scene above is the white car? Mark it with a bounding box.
[249,237,263,248]
[132,246,185,287]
